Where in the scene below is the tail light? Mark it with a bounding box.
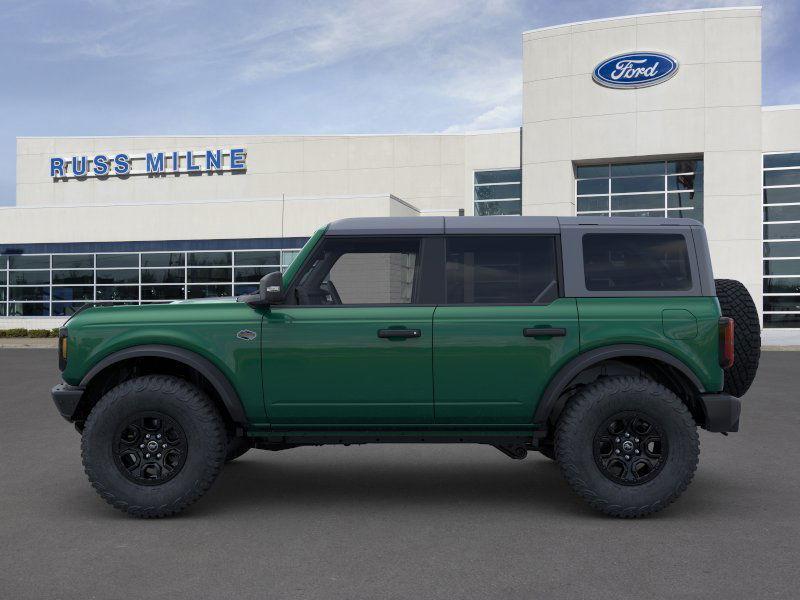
[58,327,68,371]
[719,317,734,369]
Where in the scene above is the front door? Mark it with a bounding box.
[433,235,580,424]
[262,236,434,424]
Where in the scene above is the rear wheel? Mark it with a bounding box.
[81,375,226,518]
[715,278,761,397]
[555,376,699,518]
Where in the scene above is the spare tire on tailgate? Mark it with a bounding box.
[715,279,761,397]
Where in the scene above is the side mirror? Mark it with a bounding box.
[238,270,283,306]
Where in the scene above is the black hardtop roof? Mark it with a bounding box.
[326,216,702,236]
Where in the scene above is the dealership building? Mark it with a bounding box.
[3,6,800,343]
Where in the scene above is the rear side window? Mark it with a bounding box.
[445,236,558,304]
[582,233,692,291]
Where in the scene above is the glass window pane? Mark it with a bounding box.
[141,286,184,300]
[445,236,557,304]
[764,223,800,240]
[96,286,139,300]
[764,260,800,276]
[0,272,5,285]
[52,254,93,269]
[583,233,692,291]
[474,200,522,216]
[764,278,800,293]
[52,302,89,316]
[611,162,664,177]
[234,266,279,282]
[0,304,6,316]
[141,268,184,284]
[611,210,667,218]
[187,284,232,299]
[577,197,608,213]
[764,170,800,186]
[763,187,800,204]
[234,284,258,295]
[282,251,300,267]
[52,270,93,284]
[474,183,521,201]
[188,251,231,266]
[764,205,800,222]
[187,267,231,283]
[297,238,419,305]
[576,179,607,195]
[141,253,185,267]
[9,255,48,269]
[51,286,93,301]
[10,287,50,301]
[96,269,138,284]
[576,164,608,179]
[764,314,800,328]
[9,271,49,285]
[764,153,800,169]
[763,296,800,312]
[669,208,701,219]
[667,173,700,191]
[96,254,138,268]
[764,242,800,258]
[610,176,664,194]
[667,160,702,174]
[611,194,664,211]
[8,302,49,316]
[234,251,280,266]
[474,169,520,184]
[667,191,702,208]
[0,255,6,269]
[0,288,5,301]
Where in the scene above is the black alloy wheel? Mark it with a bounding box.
[114,412,187,485]
[593,411,667,485]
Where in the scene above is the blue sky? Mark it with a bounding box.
[1,0,798,206]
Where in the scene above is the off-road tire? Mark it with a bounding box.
[715,278,761,397]
[555,376,699,518]
[537,440,556,460]
[81,375,226,518]
[225,435,252,463]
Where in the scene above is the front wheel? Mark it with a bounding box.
[81,375,226,518]
[555,376,699,518]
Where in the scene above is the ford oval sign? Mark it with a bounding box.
[593,52,678,89]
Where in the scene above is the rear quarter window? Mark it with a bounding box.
[582,233,692,292]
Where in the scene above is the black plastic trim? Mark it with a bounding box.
[533,344,706,424]
[79,345,247,424]
[699,393,741,432]
[51,383,85,421]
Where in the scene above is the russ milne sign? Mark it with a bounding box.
[592,52,678,89]
[50,148,246,179]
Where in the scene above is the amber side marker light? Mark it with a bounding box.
[719,317,735,369]
[58,328,68,371]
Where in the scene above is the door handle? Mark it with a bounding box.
[523,327,566,338]
[377,329,422,339]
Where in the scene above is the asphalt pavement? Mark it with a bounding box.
[1,349,798,599]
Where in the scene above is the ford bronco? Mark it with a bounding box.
[51,216,761,518]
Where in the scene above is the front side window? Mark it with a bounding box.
[582,233,692,292]
[294,238,420,305]
[445,236,558,304]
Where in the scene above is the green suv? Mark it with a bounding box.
[51,216,761,518]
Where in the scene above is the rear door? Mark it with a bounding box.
[262,236,436,424]
[433,235,579,424]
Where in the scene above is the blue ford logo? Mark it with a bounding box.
[593,52,678,89]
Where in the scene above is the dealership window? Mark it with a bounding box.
[1,247,301,318]
[474,169,522,216]
[763,153,800,329]
[576,159,703,221]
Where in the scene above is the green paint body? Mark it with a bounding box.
[61,232,724,436]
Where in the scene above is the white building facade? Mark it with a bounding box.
[3,6,800,343]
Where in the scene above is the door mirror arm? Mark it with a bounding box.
[237,270,284,307]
